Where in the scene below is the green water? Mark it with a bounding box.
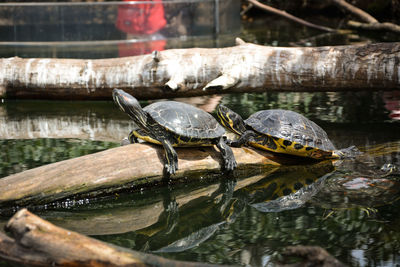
[1,91,400,266]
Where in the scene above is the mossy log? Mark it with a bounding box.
[0,209,226,267]
[0,143,284,208]
[0,40,399,100]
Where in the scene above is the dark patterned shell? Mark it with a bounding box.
[144,101,225,139]
[245,109,336,151]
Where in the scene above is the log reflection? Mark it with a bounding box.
[30,161,334,253]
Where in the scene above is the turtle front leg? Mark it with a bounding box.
[216,137,237,171]
[230,130,256,147]
[161,139,178,176]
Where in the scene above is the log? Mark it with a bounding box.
[0,143,284,208]
[0,209,225,267]
[1,40,400,100]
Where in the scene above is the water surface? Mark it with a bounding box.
[1,90,400,266]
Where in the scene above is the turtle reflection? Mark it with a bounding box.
[239,160,335,213]
[312,142,400,211]
[127,161,334,253]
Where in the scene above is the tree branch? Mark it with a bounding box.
[331,0,378,23]
[247,0,335,32]
[332,0,400,34]
[348,20,400,34]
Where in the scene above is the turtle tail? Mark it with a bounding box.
[332,145,362,159]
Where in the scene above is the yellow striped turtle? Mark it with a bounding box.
[217,105,358,159]
[113,89,237,175]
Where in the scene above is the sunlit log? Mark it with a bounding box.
[0,40,399,100]
[0,143,283,208]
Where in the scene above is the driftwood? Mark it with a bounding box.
[0,143,287,208]
[1,40,400,100]
[0,209,224,267]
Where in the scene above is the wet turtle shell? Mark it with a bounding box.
[144,101,225,140]
[245,109,336,157]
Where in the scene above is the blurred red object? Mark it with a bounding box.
[383,91,400,120]
[118,39,166,57]
[116,0,166,35]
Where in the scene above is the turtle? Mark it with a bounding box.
[112,89,237,176]
[216,104,360,159]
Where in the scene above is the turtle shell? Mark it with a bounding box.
[245,109,336,151]
[144,101,225,139]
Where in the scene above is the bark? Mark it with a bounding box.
[0,143,285,208]
[1,41,400,100]
[0,209,224,267]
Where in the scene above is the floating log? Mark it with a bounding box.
[1,40,399,100]
[0,143,284,208]
[0,209,225,267]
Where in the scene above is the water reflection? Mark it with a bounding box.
[19,161,331,255]
[0,95,222,142]
[0,139,118,178]
[1,91,398,147]
[314,141,400,210]
[220,91,394,124]
[383,91,400,121]
[4,145,396,267]
[0,91,400,266]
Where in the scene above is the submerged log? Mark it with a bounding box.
[0,209,223,267]
[0,143,283,208]
[0,40,399,100]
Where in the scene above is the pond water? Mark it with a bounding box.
[1,14,400,267]
[1,90,400,266]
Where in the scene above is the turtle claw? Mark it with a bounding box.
[164,162,178,176]
[225,159,237,172]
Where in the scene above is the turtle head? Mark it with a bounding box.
[113,89,147,127]
[216,104,247,135]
